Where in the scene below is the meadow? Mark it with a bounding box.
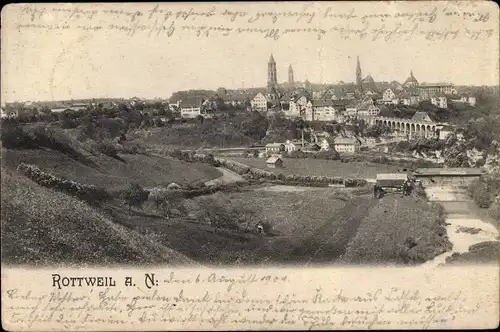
[2,148,222,192]
[230,157,402,179]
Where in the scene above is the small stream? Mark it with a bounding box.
[422,187,500,267]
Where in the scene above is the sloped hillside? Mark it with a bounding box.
[2,148,222,191]
[1,168,194,266]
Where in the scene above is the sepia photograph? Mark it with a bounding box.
[1,1,499,330]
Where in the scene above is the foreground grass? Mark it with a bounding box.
[2,148,222,191]
[289,195,378,263]
[105,187,350,265]
[341,194,452,265]
[1,168,194,266]
[230,157,401,179]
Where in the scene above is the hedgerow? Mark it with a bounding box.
[16,163,109,205]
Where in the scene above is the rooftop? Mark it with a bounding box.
[266,156,282,164]
[413,168,485,176]
[376,173,409,180]
[420,82,454,87]
[312,99,335,107]
[181,98,204,108]
[265,143,285,148]
[335,137,358,145]
[412,111,434,122]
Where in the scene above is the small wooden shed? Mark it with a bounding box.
[266,156,284,168]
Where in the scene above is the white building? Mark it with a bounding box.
[312,99,346,122]
[180,99,203,118]
[50,103,88,113]
[468,96,476,107]
[357,97,382,120]
[250,92,269,112]
[334,137,360,153]
[265,143,285,155]
[288,95,309,117]
[383,88,396,102]
[420,83,455,95]
[345,101,358,118]
[431,93,448,109]
[284,140,302,153]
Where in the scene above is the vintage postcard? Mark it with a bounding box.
[1,1,499,330]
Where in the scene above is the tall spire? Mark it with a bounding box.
[267,54,277,89]
[288,65,294,84]
[356,56,362,86]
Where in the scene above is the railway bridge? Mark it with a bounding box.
[372,116,441,140]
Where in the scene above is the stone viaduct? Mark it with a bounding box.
[371,116,440,139]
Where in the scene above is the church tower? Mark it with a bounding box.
[356,56,362,86]
[288,65,294,85]
[267,54,277,89]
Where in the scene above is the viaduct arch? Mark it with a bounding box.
[372,116,438,139]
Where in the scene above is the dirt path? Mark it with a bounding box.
[254,185,322,192]
[422,187,500,267]
[204,167,245,186]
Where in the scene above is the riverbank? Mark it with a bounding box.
[422,191,500,267]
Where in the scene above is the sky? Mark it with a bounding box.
[1,1,499,103]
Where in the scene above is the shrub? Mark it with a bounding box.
[468,179,492,208]
[489,199,500,221]
[117,143,145,155]
[148,187,183,217]
[97,141,119,159]
[260,221,273,233]
[196,197,239,231]
[344,178,368,187]
[122,183,149,211]
[1,122,39,149]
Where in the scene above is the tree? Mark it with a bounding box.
[197,197,239,233]
[239,111,268,140]
[158,191,183,218]
[444,143,470,167]
[122,183,149,211]
[238,207,259,232]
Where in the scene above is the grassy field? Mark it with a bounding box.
[1,168,194,266]
[2,165,451,266]
[1,148,222,191]
[103,186,353,265]
[230,157,402,179]
[341,195,452,265]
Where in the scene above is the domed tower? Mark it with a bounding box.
[403,71,419,88]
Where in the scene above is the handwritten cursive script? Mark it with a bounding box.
[9,3,497,42]
[3,269,492,330]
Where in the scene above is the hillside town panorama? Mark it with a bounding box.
[1,52,499,271]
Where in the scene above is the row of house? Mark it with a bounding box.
[265,136,360,156]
